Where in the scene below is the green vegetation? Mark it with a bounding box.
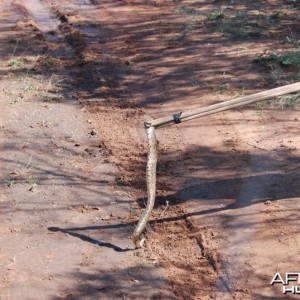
[215,82,230,94]
[234,87,245,97]
[201,81,231,95]
[207,9,224,21]
[7,58,22,68]
[8,36,18,44]
[256,50,300,69]
[254,91,300,109]
[255,46,300,87]
[205,8,263,39]
[23,80,35,93]
[275,92,300,109]
[277,50,300,68]
[5,155,37,191]
[266,9,289,25]
[220,21,262,38]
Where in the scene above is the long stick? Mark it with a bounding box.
[149,82,300,128]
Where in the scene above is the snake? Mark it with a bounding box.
[132,125,157,248]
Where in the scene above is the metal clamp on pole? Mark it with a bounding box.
[173,112,182,124]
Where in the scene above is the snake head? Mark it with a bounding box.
[132,235,146,249]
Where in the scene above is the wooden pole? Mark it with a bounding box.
[148,82,300,128]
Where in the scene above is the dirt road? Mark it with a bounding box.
[0,1,171,299]
[0,0,300,299]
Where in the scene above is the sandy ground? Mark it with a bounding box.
[0,1,172,299]
[0,0,300,299]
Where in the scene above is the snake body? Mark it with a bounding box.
[132,126,157,248]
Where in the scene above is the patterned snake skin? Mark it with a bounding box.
[132,126,157,248]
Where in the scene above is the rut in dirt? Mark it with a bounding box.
[14,0,95,57]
